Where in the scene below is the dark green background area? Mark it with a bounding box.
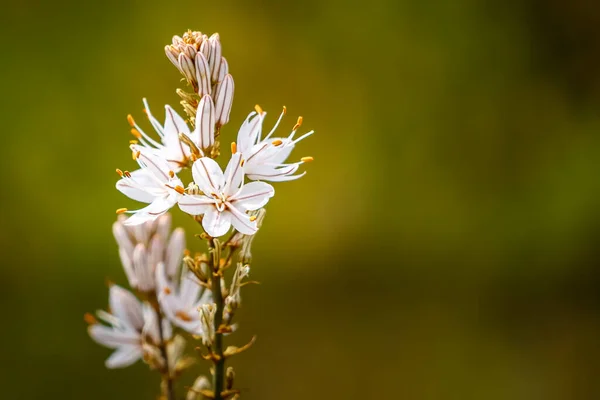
[1,0,600,399]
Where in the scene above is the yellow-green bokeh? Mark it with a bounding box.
[1,0,600,399]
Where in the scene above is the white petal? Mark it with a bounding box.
[191,157,225,194]
[178,53,196,82]
[179,271,201,309]
[214,74,234,126]
[105,345,142,369]
[231,181,275,211]
[112,220,134,256]
[133,145,173,183]
[162,106,191,161]
[245,164,304,182]
[208,34,222,82]
[178,195,215,216]
[226,205,258,235]
[202,209,231,237]
[223,153,244,196]
[217,57,228,83]
[194,95,215,150]
[166,228,185,277]
[118,247,137,289]
[109,286,144,331]
[155,213,172,240]
[88,325,140,348]
[237,112,260,152]
[116,169,157,204]
[141,303,160,344]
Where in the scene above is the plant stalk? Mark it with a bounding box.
[210,240,226,400]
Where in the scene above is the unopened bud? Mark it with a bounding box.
[226,367,235,390]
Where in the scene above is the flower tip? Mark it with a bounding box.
[126,114,135,127]
[116,208,128,214]
[84,312,98,325]
[231,142,237,154]
[301,156,314,163]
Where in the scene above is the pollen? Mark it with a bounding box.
[231,142,237,154]
[132,150,141,160]
[301,156,314,162]
[283,105,287,115]
[130,128,142,139]
[129,140,138,145]
[174,185,186,195]
[116,168,124,177]
[163,287,172,295]
[127,114,135,127]
[254,104,264,115]
[271,139,283,146]
[169,170,175,178]
[84,313,98,325]
[293,116,303,131]
[240,159,245,167]
[249,215,257,222]
[124,171,132,178]
[116,208,128,214]
[176,310,193,322]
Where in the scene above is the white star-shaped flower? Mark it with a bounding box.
[156,263,212,335]
[87,285,171,369]
[236,106,314,182]
[116,145,184,226]
[178,153,275,237]
[127,97,215,171]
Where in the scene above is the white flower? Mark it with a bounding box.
[87,285,172,369]
[156,263,212,335]
[116,145,184,226]
[236,106,314,182]
[127,98,215,170]
[178,153,275,237]
[112,214,186,291]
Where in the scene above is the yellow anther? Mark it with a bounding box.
[231,142,237,154]
[129,140,138,145]
[240,159,245,167]
[116,168,124,177]
[84,313,98,325]
[282,105,287,115]
[169,170,175,178]
[176,310,193,322]
[116,208,128,214]
[254,104,264,115]
[301,156,314,163]
[272,139,283,146]
[164,287,172,295]
[174,185,185,195]
[124,171,132,178]
[249,215,257,222]
[183,249,191,257]
[130,128,142,139]
[293,116,303,131]
[132,150,141,160]
[127,114,135,127]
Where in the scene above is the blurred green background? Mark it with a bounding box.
[2,0,600,399]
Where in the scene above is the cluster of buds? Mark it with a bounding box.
[165,30,233,154]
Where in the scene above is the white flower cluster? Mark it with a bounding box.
[116,32,313,238]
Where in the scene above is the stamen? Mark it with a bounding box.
[129,140,138,145]
[240,159,245,167]
[124,171,132,178]
[84,313,98,325]
[116,168,124,177]
[271,139,283,146]
[169,170,175,178]
[254,104,264,115]
[174,185,186,195]
[163,287,172,295]
[130,128,142,139]
[176,310,193,322]
[190,153,198,162]
[301,156,314,162]
[133,150,141,160]
[127,114,135,127]
[293,116,303,131]
[283,105,287,115]
[249,215,257,222]
[231,142,237,154]
[184,249,191,257]
[116,208,128,214]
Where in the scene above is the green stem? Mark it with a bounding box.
[155,306,176,400]
[210,241,226,400]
